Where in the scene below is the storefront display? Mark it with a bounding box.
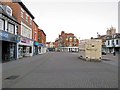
[17,36,34,59]
[0,30,17,62]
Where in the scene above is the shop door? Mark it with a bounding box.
[9,43,15,60]
[18,46,23,58]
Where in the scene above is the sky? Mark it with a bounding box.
[22,0,118,42]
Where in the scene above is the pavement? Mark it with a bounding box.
[2,52,118,88]
[102,54,118,67]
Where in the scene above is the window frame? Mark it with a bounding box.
[21,8,24,19]
[7,22,15,34]
[0,19,5,30]
[26,14,29,22]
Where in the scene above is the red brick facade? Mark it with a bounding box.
[2,2,34,35]
[56,31,79,47]
[32,21,38,41]
[38,29,46,45]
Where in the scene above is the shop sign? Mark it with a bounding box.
[0,31,8,39]
[21,37,30,44]
[0,31,17,42]
[34,42,39,46]
[16,36,21,42]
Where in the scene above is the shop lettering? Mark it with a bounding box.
[0,32,8,38]
[21,37,30,44]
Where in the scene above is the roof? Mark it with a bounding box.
[40,30,46,36]
[13,0,35,19]
[33,20,39,27]
[106,33,120,40]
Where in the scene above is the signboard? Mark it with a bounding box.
[0,30,16,42]
[0,31,8,39]
[34,42,39,46]
[21,37,30,44]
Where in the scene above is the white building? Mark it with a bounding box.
[105,33,120,54]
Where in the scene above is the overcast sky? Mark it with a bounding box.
[22,0,118,42]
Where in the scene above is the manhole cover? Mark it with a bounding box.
[5,75,19,80]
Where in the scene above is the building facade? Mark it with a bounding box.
[32,20,39,55]
[105,33,120,54]
[0,4,20,62]
[38,29,46,54]
[56,31,79,52]
[3,2,35,59]
[96,26,117,53]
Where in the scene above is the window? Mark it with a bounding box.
[21,8,24,18]
[30,18,32,25]
[112,40,114,45]
[26,14,28,22]
[8,23,14,34]
[69,37,72,41]
[16,26,18,35]
[74,37,77,41]
[116,40,118,45]
[21,11,23,18]
[0,19,5,30]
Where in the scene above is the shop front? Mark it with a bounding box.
[38,43,46,54]
[34,41,39,55]
[17,36,34,59]
[0,30,17,62]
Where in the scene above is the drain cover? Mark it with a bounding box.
[5,75,19,80]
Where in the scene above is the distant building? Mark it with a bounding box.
[46,42,55,51]
[38,29,46,54]
[105,33,120,54]
[106,26,116,36]
[96,26,118,53]
[56,31,79,52]
[32,21,39,55]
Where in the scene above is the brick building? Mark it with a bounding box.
[56,31,79,52]
[32,21,39,55]
[3,1,35,58]
[0,3,20,62]
[38,29,46,54]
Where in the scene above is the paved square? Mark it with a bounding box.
[2,52,118,88]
